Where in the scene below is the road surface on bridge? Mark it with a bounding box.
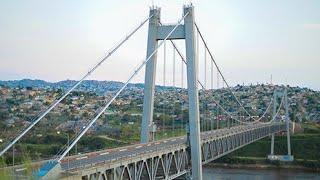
[60,123,274,172]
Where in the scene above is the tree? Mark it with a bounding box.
[21,152,33,176]
[0,157,9,179]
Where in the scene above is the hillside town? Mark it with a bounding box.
[0,80,319,145]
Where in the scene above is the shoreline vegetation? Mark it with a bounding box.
[205,161,320,173]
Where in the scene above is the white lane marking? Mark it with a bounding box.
[15,168,26,172]
[100,152,109,155]
[76,156,88,160]
[171,139,176,142]
[119,148,127,152]
[180,137,184,140]
[135,145,142,149]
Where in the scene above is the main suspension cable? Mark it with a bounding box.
[169,39,277,125]
[194,23,254,120]
[168,40,247,124]
[54,12,189,162]
[262,95,285,124]
[195,23,277,124]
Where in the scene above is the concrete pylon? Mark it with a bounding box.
[270,91,277,155]
[284,88,292,156]
[268,88,294,162]
[141,7,160,143]
[184,5,202,180]
[140,5,202,179]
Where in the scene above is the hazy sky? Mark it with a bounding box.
[0,0,319,90]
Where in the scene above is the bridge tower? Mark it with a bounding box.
[268,89,294,161]
[141,5,203,179]
[141,7,160,143]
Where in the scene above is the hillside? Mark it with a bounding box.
[0,79,173,95]
[0,79,319,122]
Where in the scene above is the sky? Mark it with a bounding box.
[0,0,319,90]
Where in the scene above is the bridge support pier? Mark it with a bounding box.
[268,89,294,162]
[284,88,292,157]
[270,92,277,155]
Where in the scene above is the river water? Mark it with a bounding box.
[203,167,320,180]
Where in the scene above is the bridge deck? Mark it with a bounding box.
[61,126,241,170]
[57,123,285,179]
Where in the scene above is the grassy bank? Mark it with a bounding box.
[211,123,320,171]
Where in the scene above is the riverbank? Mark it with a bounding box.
[203,166,320,180]
[205,162,320,172]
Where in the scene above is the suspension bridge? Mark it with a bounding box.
[0,5,294,180]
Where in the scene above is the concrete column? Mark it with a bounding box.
[184,5,202,180]
[270,92,277,155]
[285,88,292,155]
[141,7,160,143]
